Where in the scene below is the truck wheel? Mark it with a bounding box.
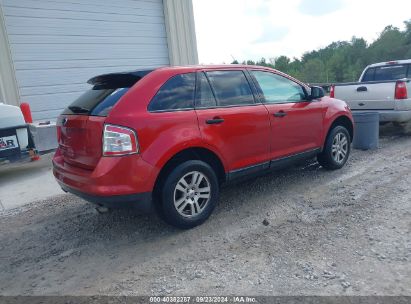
[158,160,219,229]
[317,125,351,170]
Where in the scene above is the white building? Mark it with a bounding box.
[0,0,198,121]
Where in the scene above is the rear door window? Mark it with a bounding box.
[374,65,407,81]
[148,73,196,112]
[195,72,217,108]
[205,71,255,107]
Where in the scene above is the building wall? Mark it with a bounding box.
[0,4,19,106]
[163,0,198,66]
[0,0,198,120]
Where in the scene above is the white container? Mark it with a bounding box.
[0,103,29,150]
[29,122,58,152]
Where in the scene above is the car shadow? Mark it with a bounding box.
[7,156,322,251]
[67,157,321,232]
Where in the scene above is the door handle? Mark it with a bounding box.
[357,86,368,92]
[273,111,287,118]
[206,117,224,124]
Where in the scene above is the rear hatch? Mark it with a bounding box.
[57,70,152,169]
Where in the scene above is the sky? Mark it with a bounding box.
[192,0,411,64]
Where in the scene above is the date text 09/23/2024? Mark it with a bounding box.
[149,296,257,303]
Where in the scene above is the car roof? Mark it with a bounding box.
[367,59,411,68]
[88,65,268,85]
[153,65,308,87]
[88,65,308,88]
[153,64,273,72]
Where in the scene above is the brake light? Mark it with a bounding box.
[395,81,408,99]
[103,124,139,156]
[330,85,335,98]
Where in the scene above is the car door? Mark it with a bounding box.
[249,70,325,160]
[195,70,271,173]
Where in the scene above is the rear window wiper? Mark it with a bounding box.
[68,106,90,113]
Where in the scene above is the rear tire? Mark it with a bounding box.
[157,160,219,229]
[317,125,351,170]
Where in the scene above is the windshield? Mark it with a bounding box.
[62,88,130,116]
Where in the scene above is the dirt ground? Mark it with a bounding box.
[0,124,410,296]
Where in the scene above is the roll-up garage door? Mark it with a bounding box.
[1,0,169,120]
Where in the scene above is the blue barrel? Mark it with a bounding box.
[352,112,379,150]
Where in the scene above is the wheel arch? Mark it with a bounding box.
[152,147,226,200]
[323,115,354,148]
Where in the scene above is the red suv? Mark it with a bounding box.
[53,65,353,228]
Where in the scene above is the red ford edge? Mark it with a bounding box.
[53,65,353,229]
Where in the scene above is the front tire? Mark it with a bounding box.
[317,125,351,170]
[157,160,219,229]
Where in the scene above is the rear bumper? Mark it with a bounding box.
[53,149,159,210]
[351,110,411,123]
[59,183,152,212]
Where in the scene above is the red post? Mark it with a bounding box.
[20,102,39,160]
[29,149,40,161]
[20,102,33,123]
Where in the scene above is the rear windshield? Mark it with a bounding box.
[62,88,129,116]
[62,70,153,116]
[361,64,409,82]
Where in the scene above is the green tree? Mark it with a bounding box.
[274,56,290,73]
[302,58,326,83]
[404,20,411,44]
[368,25,406,62]
[238,19,411,83]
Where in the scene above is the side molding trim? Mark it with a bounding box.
[226,148,321,182]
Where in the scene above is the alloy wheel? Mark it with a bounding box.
[331,132,348,164]
[173,171,211,217]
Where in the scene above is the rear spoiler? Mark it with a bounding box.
[87,69,154,89]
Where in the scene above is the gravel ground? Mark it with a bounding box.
[0,125,410,296]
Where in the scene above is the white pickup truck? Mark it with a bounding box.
[331,59,411,124]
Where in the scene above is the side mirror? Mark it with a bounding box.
[309,86,325,100]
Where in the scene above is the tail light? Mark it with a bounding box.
[395,81,408,99]
[330,85,335,98]
[103,124,139,156]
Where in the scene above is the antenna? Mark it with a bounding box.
[230,54,238,64]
